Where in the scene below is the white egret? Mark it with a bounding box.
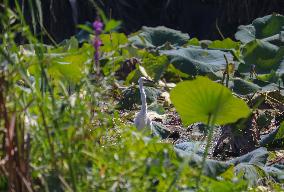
[134,77,152,130]
[134,77,171,139]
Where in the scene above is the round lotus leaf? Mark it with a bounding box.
[170,76,251,126]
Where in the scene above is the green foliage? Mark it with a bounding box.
[175,143,231,177]
[257,70,280,83]
[100,32,128,52]
[142,52,169,82]
[1,5,284,191]
[275,122,284,140]
[235,14,284,44]
[208,38,241,50]
[27,43,92,84]
[162,47,233,76]
[170,76,250,125]
[129,26,189,48]
[187,38,200,46]
[233,78,261,95]
[104,19,122,33]
[240,39,284,75]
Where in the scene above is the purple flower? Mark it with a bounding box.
[93,38,102,48]
[92,19,104,74]
[93,20,104,34]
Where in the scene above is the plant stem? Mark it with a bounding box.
[196,114,214,188]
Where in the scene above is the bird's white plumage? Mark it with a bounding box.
[134,110,152,131]
[134,77,171,139]
[134,77,153,131]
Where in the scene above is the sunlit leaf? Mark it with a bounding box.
[170,76,250,125]
[208,38,241,50]
[104,19,121,32]
[100,33,128,52]
[142,53,169,82]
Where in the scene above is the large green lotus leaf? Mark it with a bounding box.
[170,76,250,126]
[260,122,284,148]
[187,38,240,50]
[230,148,270,186]
[263,165,284,182]
[175,143,270,182]
[129,26,189,48]
[234,164,266,186]
[175,142,231,177]
[162,47,233,76]
[228,147,268,166]
[232,78,261,95]
[251,79,283,92]
[257,70,281,83]
[176,143,281,184]
[235,14,284,44]
[239,39,284,75]
[208,38,241,50]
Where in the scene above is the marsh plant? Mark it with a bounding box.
[0,1,284,191]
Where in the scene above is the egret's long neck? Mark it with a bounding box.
[139,80,147,114]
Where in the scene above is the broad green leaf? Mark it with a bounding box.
[125,69,140,85]
[235,14,284,44]
[175,142,231,177]
[28,44,91,84]
[239,39,284,75]
[234,164,266,186]
[170,76,250,125]
[125,65,153,85]
[232,78,261,95]
[142,53,169,82]
[162,47,233,76]
[252,79,283,92]
[50,54,85,83]
[104,19,121,32]
[187,38,200,46]
[101,56,124,76]
[228,147,268,166]
[275,122,284,140]
[262,165,284,183]
[257,70,280,83]
[151,122,171,139]
[129,26,189,48]
[208,38,241,50]
[100,33,128,52]
[260,127,284,148]
[166,64,190,79]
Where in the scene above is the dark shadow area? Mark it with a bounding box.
[8,0,284,42]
